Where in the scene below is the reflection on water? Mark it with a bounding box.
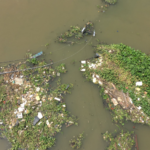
[0,0,150,149]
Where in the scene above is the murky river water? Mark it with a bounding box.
[0,0,150,149]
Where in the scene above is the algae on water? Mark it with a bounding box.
[0,54,77,150]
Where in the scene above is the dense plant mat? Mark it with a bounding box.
[69,132,84,149]
[80,43,150,126]
[104,0,117,5]
[102,130,135,150]
[56,21,94,44]
[0,56,77,150]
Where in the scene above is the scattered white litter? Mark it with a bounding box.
[18,107,24,112]
[111,98,118,106]
[57,72,60,76]
[80,69,86,71]
[29,95,33,98]
[36,87,40,92]
[15,78,23,85]
[0,122,3,124]
[104,90,108,94]
[136,81,142,86]
[93,30,95,36]
[46,120,50,125]
[129,98,133,104]
[14,109,18,114]
[81,27,86,33]
[96,75,99,78]
[137,106,142,110]
[62,104,66,107]
[38,121,42,125]
[93,78,97,83]
[36,95,40,101]
[17,113,23,119]
[89,63,96,69]
[98,80,103,85]
[68,121,74,124]
[37,112,43,119]
[137,98,140,101]
[81,60,86,64]
[54,97,61,101]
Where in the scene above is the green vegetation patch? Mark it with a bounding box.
[0,55,77,150]
[69,132,84,149]
[81,43,150,126]
[103,130,135,150]
[104,0,117,5]
[57,21,94,44]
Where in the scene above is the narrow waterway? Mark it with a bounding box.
[0,0,150,149]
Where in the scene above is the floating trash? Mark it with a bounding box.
[15,77,23,85]
[54,97,61,101]
[33,116,40,126]
[31,51,43,59]
[136,81,142,86]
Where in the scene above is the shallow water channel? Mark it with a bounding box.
[0,0,150,149]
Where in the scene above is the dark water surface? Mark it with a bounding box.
[0,0,150,149]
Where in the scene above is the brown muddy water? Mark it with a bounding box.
[0,0,150,149]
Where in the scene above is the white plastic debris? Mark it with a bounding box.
[46,120,52,128]
[104,90,108,94]
[81,64,84,68]
[0,122,3,124]
[135,87,140,91]
[96,75,99,78]
[15,78,23,85]
[136,81,142,86]
[89,63,96,69]
[81,27,86,33]
[93,30,95,36]
[36,87,40,92]
[54,97,61,101]
[98,80,103,85]
[62,104,66,107]
[129,98,133,104]
[17,113,23,118]
[18,107,24,112]
[14,109,18,114]
[93,78,97,83]
[29,95,33,98]
[36,95,40,101]
[20,103,26,107]
[68,121,74,124]
[38,121,42,125]
[37,112,43,119]
[80,69,86,71]
[137,106,142,110]
[20,75,24,78]
[111,98,118,106]
[81,60,86,64]
[137,98,140,101]
[57,72,60,76]
[61,113,64,117]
